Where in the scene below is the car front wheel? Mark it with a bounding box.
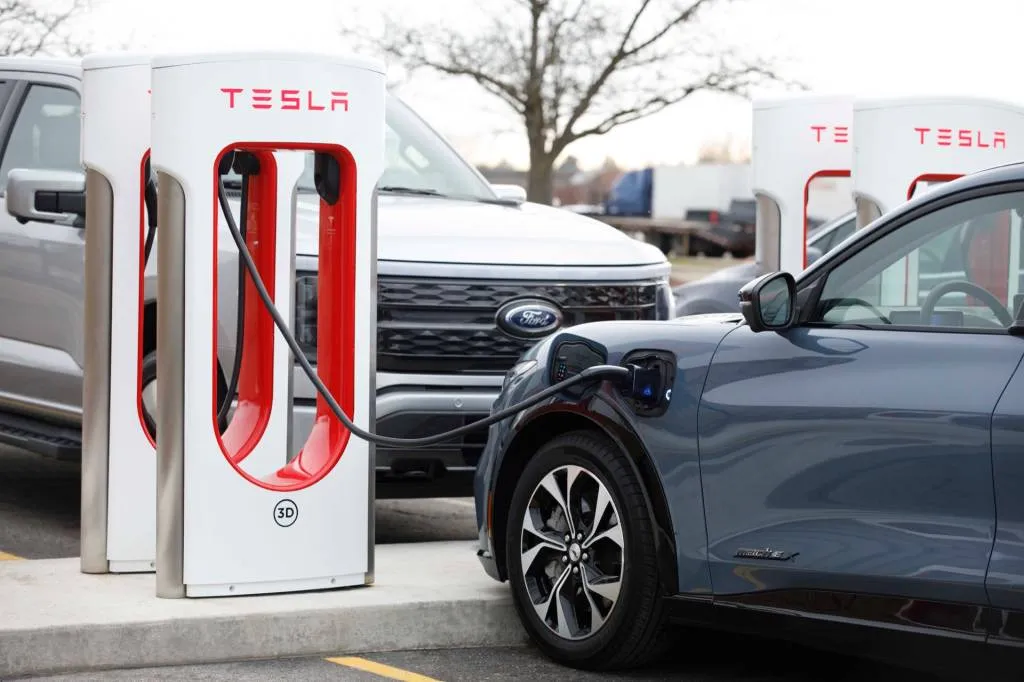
[504,429,666,670]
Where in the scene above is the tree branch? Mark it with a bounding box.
[354,0,796,203]
[0,0,89,57]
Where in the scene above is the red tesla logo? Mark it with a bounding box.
[220,87,349,112]
[810,125,849,144]
[914,127,1006,148]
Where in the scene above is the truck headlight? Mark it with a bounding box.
[655,280,675,320]
[295,273,319,363]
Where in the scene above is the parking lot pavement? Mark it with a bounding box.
[0,444,477,560]
[12,638,948,681]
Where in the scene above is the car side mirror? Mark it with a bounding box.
[805,245,823,265]
[490,183,527,204]
[739,271,797,332]
[6,168,85,226]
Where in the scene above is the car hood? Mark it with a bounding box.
[291,192,669,267]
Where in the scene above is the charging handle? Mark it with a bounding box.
[314,152,341,205]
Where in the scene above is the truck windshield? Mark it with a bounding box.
[295,94,497,202]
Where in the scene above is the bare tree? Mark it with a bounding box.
[0,0,90,58]
[362,0,793,203]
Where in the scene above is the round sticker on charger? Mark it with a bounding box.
[273,499,298,528]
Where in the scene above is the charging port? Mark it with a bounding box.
[548,336,610,400]
[621,350,675,417]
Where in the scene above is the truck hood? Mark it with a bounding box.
[292,192,668,267]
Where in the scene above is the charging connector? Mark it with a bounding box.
[214,173,632,447]
[618,350,675,417]
[628,363,664,408]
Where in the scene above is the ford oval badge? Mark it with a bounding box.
[496,299,563,339]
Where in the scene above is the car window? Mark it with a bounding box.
[810,226,834,253]
[811,191,1024,331]
[828,219,855,251]
[287,94,496,202]
[0,84,80,188]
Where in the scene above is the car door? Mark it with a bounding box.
[988,221,1024,643]
[698,186,1024,634]
[0,75,84,422]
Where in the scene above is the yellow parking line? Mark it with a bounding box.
[0,550,23,561]
[325,656,441,681]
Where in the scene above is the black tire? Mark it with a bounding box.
[504,429,666,670]
[140,349,158,440]
[138,348,229,440]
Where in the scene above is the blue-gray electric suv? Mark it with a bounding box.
[474,161,1024,677]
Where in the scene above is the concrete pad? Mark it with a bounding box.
[0,541,528,678]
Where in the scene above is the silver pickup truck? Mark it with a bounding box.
[0,56,674,498]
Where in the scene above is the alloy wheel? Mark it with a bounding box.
[519,463,624,641]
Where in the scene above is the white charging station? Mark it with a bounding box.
[752,94,853,274]
[80,52,156,574]
[853,95,1024,307]
[151,50,385,598]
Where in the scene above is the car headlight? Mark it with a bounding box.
[655,279,675,320]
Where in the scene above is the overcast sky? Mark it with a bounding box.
[73,0,1024,171]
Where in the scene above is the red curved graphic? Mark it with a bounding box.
[217,150,278,464]
[906,173,962,201]
[802,169,850,268]
[211,142,357,492]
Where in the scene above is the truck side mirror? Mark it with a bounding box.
[6,168,86,226]
[490,183,527,204]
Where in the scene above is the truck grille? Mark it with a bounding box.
[295,273,661,373]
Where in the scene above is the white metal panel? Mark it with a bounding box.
[81,52,155,572]
[853,95,1024,306]
[752,94,854,274]
[151,50,385,596]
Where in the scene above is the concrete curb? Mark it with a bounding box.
[0,541,529,678]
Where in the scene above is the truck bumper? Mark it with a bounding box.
[290,370,503,498]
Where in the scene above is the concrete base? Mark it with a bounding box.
[0,541,527,678]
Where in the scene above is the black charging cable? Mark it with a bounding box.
[213,173,631,447]
[143,157,158,266]
[214,152,261,428]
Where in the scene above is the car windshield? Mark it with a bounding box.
[223,94,497,203]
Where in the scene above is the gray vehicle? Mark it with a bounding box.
[673,210,856,316]
[0,57,674,498]
[473,162,1024,676]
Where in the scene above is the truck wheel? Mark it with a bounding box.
[504,430,665,670]
[139,349,228,440]
[140,349,158,439]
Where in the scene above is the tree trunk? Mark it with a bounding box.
[526,148,554,204]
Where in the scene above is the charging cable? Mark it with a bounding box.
[143,157,158,266]
[214,177,632,447]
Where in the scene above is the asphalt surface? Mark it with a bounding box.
[0,444,958,681]
[9,640,947,681]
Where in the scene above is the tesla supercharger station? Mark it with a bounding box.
[80,52,156,574]
[151,51,384,598]
[852,96,1024,308]
[752,94,853,274]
